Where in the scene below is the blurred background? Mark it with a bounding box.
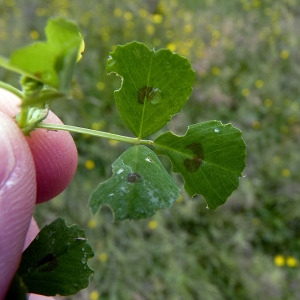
[1,0,300,299]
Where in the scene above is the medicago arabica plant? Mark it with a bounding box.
[0,18,246,297]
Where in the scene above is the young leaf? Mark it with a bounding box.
[5,17,83,92]
[107,42,195,138]
[154,121,246,209]
[89,145,180,221]
[17,218,94,296]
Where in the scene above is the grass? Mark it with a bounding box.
[1,0,300,299]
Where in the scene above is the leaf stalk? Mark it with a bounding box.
[36,122,153,145]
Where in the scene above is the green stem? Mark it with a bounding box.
[0,81,23,98]
[37,122,154,146]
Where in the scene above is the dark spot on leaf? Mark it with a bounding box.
[34,72,43,79]
[137,86,158,104]
[184,142,204,172]
[127,172,143,183]
[36,253,58,272]
[186,142,204,159]
[184,157,203,172]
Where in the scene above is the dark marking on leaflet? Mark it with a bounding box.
[184,142,204,172]
[127,173,143,183]
[137,86,156,104]
[36,253,58,272]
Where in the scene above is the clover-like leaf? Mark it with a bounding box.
[89,145,180,221]
[107,42,195,138]
[4,17,83,92]
[17,218,94,296]
[154,121,246,209]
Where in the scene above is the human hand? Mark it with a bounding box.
[0,88,78,299]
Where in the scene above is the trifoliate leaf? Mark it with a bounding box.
[154,121,246,209]
[6,17,83,92]
[89,145,180,221]
[17,218,94,296]
[107,42,195,138]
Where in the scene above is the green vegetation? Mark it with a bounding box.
[1,0,300,299]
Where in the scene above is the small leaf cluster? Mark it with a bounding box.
[0,17,246,297]
[90,41,246,219]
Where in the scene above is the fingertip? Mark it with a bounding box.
[26,111,78,203]
[0,112,36,298]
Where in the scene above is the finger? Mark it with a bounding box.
[23,217,40,250]
[0,112,36,298]
[26,111,78,203]
[0,88,78,203]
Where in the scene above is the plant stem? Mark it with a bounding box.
[0,81,23,98]
[37,122,154,146]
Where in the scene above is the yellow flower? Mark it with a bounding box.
[152,14,163,24]
[264,98,272,107]
[167,43,177,52]
[96,81,106,91]
[177,194,183,203]
[280,126,289,134]
[124,11,133,21]
[288,116,297,124]
[281,168,291,178]
[88,219,97,229]
[114,8,122,18]
[274,255,285,267]
[184,24,194,34]
[255,80,264,89]
[146,24,155,35]
[211,66,221,76]
[138,9,148,18]
[109,140,119,146]
[252,121,261,130]
[99,252,108,262]
[148,220,158,230]
[281,50,290,60]
[30,30,39,40]
[91,121,105,130]
[253,0,261,8]
[233,77,240,86]
[286,256,298,267]
[89,290,100,300]
[212,30,221,39]
[36,7,49,17]
[85,159,95,170]
[242,88,250,97]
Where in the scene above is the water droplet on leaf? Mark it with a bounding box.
[214,128,220,133]
[117,168,124,174]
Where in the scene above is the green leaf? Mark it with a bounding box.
[17,218,94,296]
[154,121,246,209]
[107,42,195,138]
[6,17,83,92]
[89,145,180,221]
[5,274,28,300]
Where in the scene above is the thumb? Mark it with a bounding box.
[0,111,36,298]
